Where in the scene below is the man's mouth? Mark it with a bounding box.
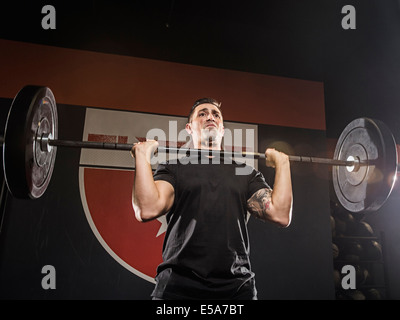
[205,123,216,128]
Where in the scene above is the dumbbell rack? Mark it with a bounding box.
[331,206,390,300]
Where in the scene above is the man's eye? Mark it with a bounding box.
[199,113,206,117]
[214,114,220,118]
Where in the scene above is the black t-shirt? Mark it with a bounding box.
[151,154,270,300]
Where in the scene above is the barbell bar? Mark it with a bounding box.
[44,137,355,166]
[4,128,358,166]
[2,85,399,213]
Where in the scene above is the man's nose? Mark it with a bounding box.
[206,113,215,121]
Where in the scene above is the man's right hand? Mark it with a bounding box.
[131,139,159,161]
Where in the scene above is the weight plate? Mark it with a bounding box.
[333,118,397,212]
[3,86,58,199]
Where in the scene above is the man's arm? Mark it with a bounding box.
[247,148,293,227]
[131,140,175,222]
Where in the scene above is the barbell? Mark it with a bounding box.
[1,85,399,213]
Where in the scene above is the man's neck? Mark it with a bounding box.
[196,139,222,150]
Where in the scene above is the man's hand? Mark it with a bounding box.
[131,139,159,162]
[265,148,290,168]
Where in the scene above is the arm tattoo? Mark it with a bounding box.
[247,188,272,220]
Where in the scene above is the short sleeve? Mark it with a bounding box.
[153,162,176,189]
[246,169,271,200]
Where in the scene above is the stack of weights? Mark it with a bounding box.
[330,201,384,300]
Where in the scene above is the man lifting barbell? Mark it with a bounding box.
[1,86,399,299]
[4,86,397,209]
[131,98,293,300]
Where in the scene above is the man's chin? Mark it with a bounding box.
[202,129,217,140]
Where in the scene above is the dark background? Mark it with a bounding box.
[1,0,400,300]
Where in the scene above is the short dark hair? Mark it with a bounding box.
[188,98,222,123]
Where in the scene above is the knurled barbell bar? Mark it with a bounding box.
[45,138,355,165]
[2,86,399,213]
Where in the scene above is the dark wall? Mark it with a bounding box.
[254,125,333,299]
[324,1,400,299]
[0,1,327,81]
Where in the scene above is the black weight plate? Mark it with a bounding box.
[333,118,397,212]
[3,86,58,199]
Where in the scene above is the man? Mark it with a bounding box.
[131,98,292,300]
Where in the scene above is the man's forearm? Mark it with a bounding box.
[271,159,293,226]
[132,154,160,221]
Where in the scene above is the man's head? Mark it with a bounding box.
[185,98,224,149]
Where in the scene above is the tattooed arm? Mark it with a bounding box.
[247,148,293,227]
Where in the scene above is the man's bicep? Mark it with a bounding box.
[155,180,175,214]
[247,187,272,221]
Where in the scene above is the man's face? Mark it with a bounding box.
[185,103,224,149]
